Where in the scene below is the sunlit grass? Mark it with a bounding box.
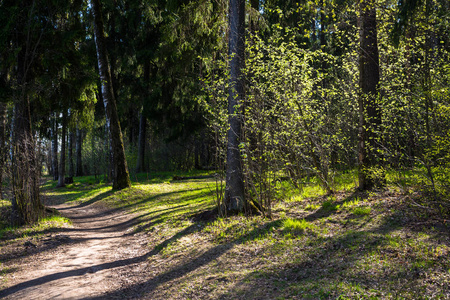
[0,214,72,240]
[286,184,327,203]
[3,169,447,298]
[332,169,359,191]
[352,206,371,215]
[282,218,317,235]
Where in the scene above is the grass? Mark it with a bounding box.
[282,218,317,237]
[2,169,450,299]
[0,213,72,240]
[352,206,371,215]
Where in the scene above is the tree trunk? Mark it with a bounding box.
[105,121,113,182]
[358,0,384,190]
[136,110,146,173]
[75,126,83,176]
[224,0,246,213]
[68,129,74,178]
[57,110,67,187]
[11,33,42,224]
[92,0,131,190]
[51,113,58,181]
[0,71,9,199]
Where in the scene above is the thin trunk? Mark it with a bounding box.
[0,71,9,199]
[52,113,58,181]
[68,129,74,178]
[358,0,384,190]
[57,110,67,187]
[136,62,150,173]
[92,0,131,190]
[105,121,113,182]
[75,126,83,176]
[224,0,246,213]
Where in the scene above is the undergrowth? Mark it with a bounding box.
[2,169,450,299]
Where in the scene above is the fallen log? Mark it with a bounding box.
[172,175,215,181]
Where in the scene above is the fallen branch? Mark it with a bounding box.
[172,175,215,181]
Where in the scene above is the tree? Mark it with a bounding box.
[68,129,74,178]
[51,114,59,180]
[224,0,246,213]
[0,71,9,199]
[91,0,131,190]
[57,110,67,187]
[358,0,384,190]
[8,0,45,224]
[76,126,83,176]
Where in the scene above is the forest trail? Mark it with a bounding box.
[0,202,150,299]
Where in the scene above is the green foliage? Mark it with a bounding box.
[352,206,371,216]
[282,218,317,236]
[0,212,71,240]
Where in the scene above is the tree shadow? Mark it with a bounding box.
[0,218,281,299]
[84,219,284,299]
[52,189,115,210]
[304,191,368,222]
[215,207,450,299]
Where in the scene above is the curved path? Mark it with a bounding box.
[0,203,149,299]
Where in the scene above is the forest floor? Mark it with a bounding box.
[0,200,151,299]
[0,172,450,299]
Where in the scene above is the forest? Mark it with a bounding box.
[0,0,449,298]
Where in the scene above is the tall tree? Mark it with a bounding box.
[57,110,67,187]
[8,0,47,224]
[75,126,83,176]
[51,114,59,180]
[0,72,9,199]
[68,129,74,178]
[91,0,131,190]
[224,0,246,212]
[358,0,384,189]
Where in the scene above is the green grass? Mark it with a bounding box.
[282,218,317,236]
[0,214,72,240]
[352,206,371,215]
[2,169,450,299]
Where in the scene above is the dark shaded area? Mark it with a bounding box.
[84,220,284,300]
[215,202,450,299]
[47,189,114,209]
[190,208,219,222]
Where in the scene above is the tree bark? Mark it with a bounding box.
[57,110,67,187]
[51,113,58,181]
[358,0,384,190]
[92,0,131,190]
[68,129,74,178]
[0,70,9,199]
[224,0,246,213]
[75,126,83,176]
[11,30,42,224]
[0,103,7,199]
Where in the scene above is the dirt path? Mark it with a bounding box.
[0,203,150,299]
